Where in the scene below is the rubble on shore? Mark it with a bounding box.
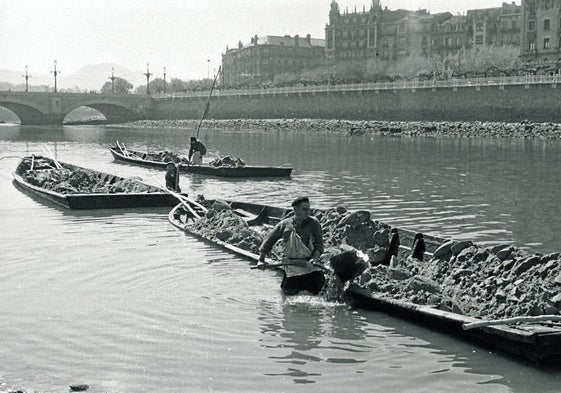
[109,119,561,139]
[186,200,561,320]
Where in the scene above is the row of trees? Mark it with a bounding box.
[224,45,554,89]
[98,45,557,93]
[100,77,215,95]
[253,46,527,88]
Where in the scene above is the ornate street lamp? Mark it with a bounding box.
[109,67,116,94]
[144,63,152,95]
[51,60,60,93]
[163,66,167,95]
[22,65,31,92]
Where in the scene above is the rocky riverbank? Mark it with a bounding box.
[185,200,561,320]
[109,118,561,139]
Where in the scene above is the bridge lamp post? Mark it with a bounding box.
[52,60,60,93]
[22,65,31,92]
[144,63,152,95]
[109,67,116,94]
[207,59,210,80]
[163,67,167,95]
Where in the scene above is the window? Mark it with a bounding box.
[529,20,536,31]
[529,41,536,50]
[545,0,552,9]
[475,35,483,44]
[544,37,550,49]
[545,19,551,30]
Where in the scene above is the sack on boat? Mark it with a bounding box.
[325,245,369,283]
[208,155,246,168]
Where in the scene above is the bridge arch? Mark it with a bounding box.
[0,99,51,125]
[63,106,107,124]
[63,100,141,124]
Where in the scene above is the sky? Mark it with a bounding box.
[0,0,509,80]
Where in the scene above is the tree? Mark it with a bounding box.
[273,72,298,87]
[169,77,186,93]
[101,77,133,94]
[148,78,166,94]
[134,84,146,94]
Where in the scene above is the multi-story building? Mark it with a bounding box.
[325,1,436,62]
[325,1,521,63]
[431,15,468,58]
[221,34,325,86]
[466,2,521,47]
[521,0,560,63]
[324,1,382,61]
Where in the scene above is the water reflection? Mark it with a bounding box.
[2,125,561,392]
[257,298,369,384]
[359,310,561,393]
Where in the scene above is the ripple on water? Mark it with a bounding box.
[1,130,561,392]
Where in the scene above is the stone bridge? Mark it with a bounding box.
[0,91,155,125]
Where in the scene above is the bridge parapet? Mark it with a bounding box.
[0,91,155,125]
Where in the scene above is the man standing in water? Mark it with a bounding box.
[258,197,325,295]
[165,162,181,192]
[188,137,206,165]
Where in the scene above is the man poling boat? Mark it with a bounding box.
[189,66,220,165]
[188,137,207,165]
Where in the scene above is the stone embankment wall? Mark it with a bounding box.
[153,83,561,124]
[112,118,561,140]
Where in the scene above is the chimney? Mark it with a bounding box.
[295,34,299,46]
[306,34,311,44]
[254,34,259,45]
[238,40,243,49]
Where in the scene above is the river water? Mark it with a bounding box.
[0,124,560,393]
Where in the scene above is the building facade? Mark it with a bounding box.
[521,0,561,63]
[221,34,325,86]
[431,15,467,58]
[466,2,521,47]
[325,1,521,63]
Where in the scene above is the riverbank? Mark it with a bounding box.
[108,118,561,139]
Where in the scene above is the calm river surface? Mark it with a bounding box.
[1,124,560,393]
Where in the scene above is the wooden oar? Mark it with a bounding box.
[251,260,331,272]
[463,315,561,330]
[41,144,63,169]
[115,140,130,158]
[195,66,221,139]
[30,154,35,171]
[151,178,207,219]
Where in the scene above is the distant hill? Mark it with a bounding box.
[60,63,145,91]
[0,63,145,91]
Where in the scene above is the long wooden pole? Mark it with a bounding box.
[195,65,221,139]
[463,315,561,330]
